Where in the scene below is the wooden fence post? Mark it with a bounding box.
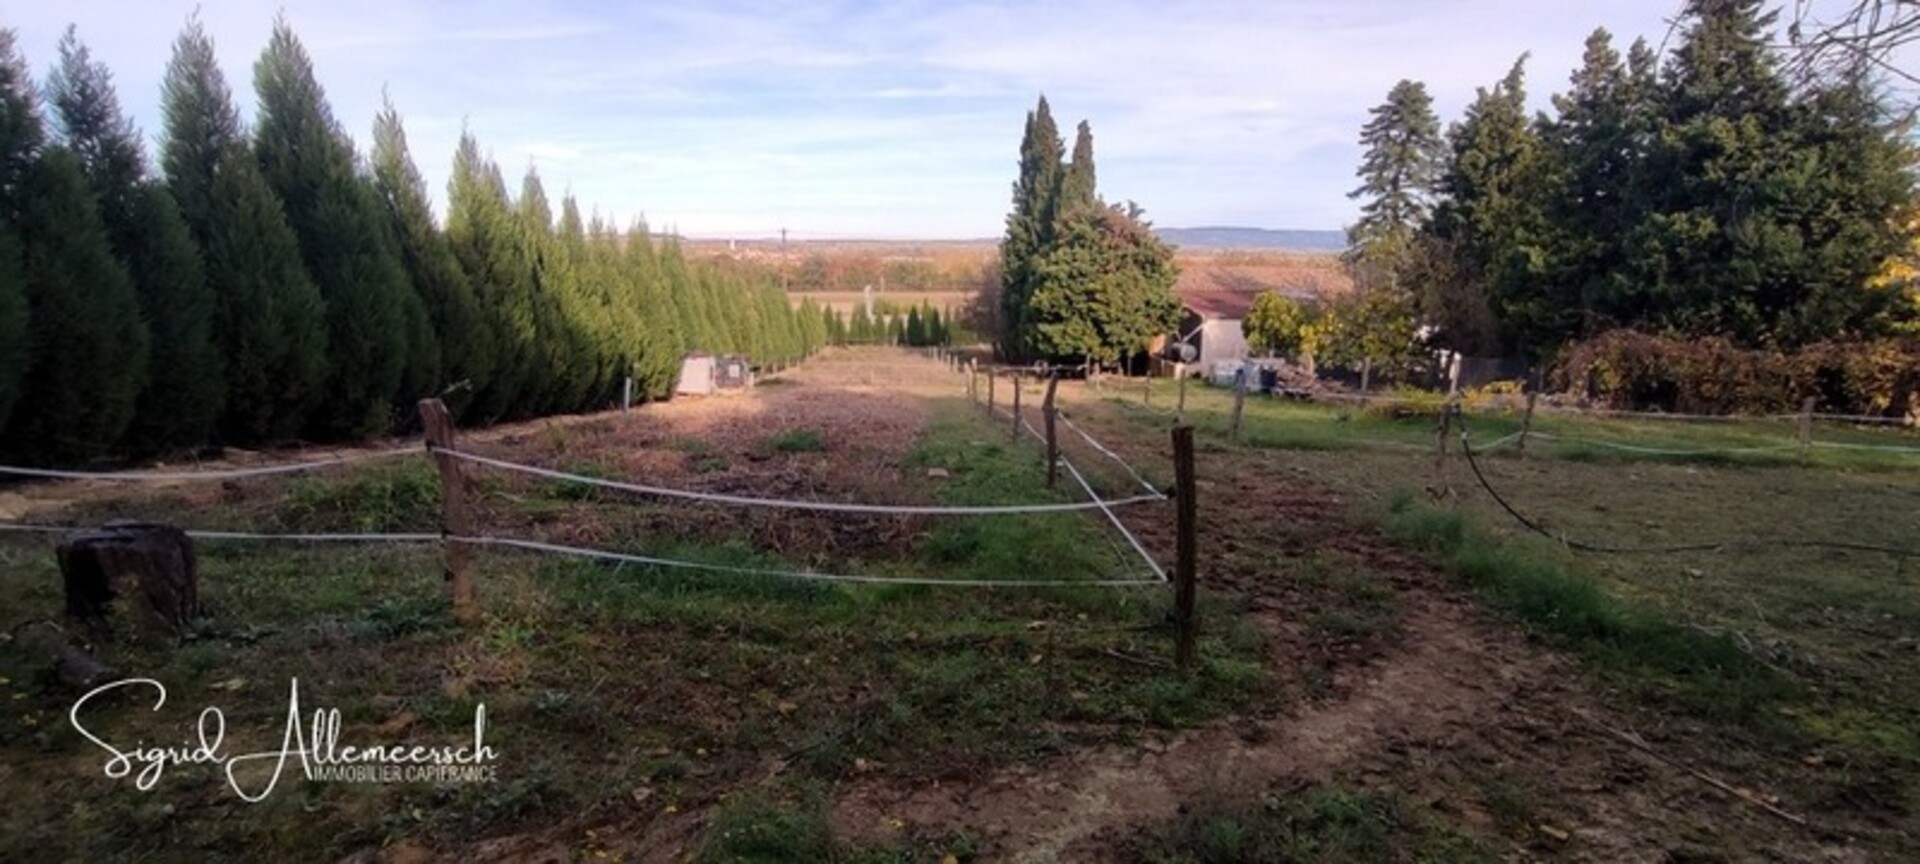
[1176,363,1188,420]
[1011,374,1023,442]
[1173,425,1198,671]
[1143,372,1152,408]
[968,360,977,404]
[1043,374,1060,489]
[1517,390,1538,459]
[987,369,997,415]
[1433,401,1456,500]
[418,398,476,623]
[1229,363,1249,443]
[622,376,634,413]
[1798,395,1817,462]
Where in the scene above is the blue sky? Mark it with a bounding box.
[0,1,1837,239]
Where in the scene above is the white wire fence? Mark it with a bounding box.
[0,354,1179,592]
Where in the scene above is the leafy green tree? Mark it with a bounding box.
[0,29,40,433]
[371,97,491,418]
[254,20,408,437]
[998,95,1063,360]
[50,27,222,452]
[1026,205,1183,365]
[7,148,149,461]
[1243,291,1313,357]
[1345,79,1444,292]
[1311,287,1422,391]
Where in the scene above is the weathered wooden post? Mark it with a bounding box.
[418,398,477,623]
[1043,374,1061,489]
[1011,374,1023,442]
[622,376,634,413]
[1176,363,1188,420]
[58,522,197,642]
[1229,363,1249,443]
[1173,425,1199,671]
[967,360,977,403]
[1517,390,1538,459]
[1433,401,1457,500]
[1798,395,1817,462]
[987,369,997,415]
[1143,372,1152,408]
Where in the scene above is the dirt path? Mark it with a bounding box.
[822,384,1862,862]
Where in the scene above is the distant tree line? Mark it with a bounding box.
[1335,0,1919,371]
[817,300,956,347]
[0,17,824,466]
[996,97,1182,366]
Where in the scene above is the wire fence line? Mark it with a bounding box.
[992,403,1171,584]
[436,446,1164,515]
[0,521,1161,588]
[1055,411,1168,498]
[1452,421,1920,559]
[0,446,422,483]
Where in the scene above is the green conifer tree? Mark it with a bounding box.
[0,29,39,433]
[253,19,408,437]
[7,148,149,461]
[50,27,222,452]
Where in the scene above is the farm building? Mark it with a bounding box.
[675,353,753,396]
[1163,261,1348,372]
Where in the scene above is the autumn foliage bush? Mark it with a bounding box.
[1553,330,1920,419]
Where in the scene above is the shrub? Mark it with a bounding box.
[1553,329,1920,419]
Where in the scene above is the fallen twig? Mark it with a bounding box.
[1570,707,1810,830]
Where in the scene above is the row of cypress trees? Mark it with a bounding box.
[817,302,955,347]
[0,18,823,466]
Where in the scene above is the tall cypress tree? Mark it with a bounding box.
[999,95,1064,361]
[8,148,149,461]
[448,133,535,420]
[254,19,408,437]
[202,145,328,443]
[162,19,325,442]
[50,27,222,452]
[373,98,490,418]
[0,30,38,434]
[160,15,239,243]
[1060,120,1098,219]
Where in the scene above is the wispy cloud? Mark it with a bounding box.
[7,0,1839,238]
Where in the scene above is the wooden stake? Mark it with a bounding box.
[1229,363,1249,443]
[968,360,977,404]
[1176,363,1187,420]
[418,398,476,623]
[1173,425,1198,671]
[1011,374,1023,442]
[1798,395,1817,462]
[1143,372,1152,408]
[1517,390,1538,459]
[1433,401,1456,500]
[1043,375,1060,489]
[622,376,634,413]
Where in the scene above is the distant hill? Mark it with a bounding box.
[1155,226,1345,252]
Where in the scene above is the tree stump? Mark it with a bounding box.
[58,522,198,642]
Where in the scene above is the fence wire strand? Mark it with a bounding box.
[436,446,1163,515]
[0,446,420,482]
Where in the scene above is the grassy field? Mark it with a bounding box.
[1077,376,1920,851]
[6,351,1919,860]
[0,356,1268,862]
